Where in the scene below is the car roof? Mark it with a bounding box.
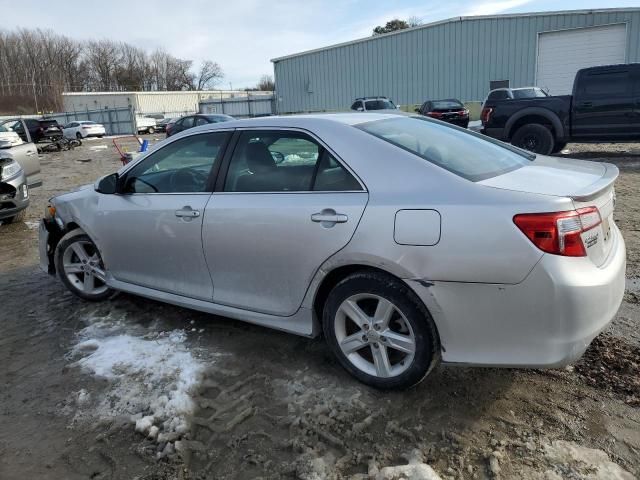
[355,97,390,101]
[178,113,404,134]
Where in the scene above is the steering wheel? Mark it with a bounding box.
[168,168,209,192]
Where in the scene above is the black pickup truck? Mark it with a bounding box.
[481,63,640,154]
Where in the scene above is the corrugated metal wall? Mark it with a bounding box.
[273,9,640,113]
[62,91,272,116]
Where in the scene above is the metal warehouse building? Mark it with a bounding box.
[271,8,640,114]
[62,90,270,117]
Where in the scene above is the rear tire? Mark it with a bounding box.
[55,229,114,301]
[322,271,440,389]
[552,141,568,154]
[511,124,555,155]
[147,127,155,134]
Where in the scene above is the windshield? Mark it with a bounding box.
[80,121,96,125]
[512,88,548,99]
[357,117,533,182]
[431,100,464,109]
[0,124,9,133]
[365,99,396,110]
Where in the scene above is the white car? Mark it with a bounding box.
[63,121,106,140]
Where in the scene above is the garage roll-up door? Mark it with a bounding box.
[536,24,627,95]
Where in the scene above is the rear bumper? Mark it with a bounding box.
[408,225,626,367]
[482,127,506,140]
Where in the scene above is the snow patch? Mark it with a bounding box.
[544,440,634,479]
[70,316,206,442]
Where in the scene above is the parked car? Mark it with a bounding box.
[481,63,640,154]
[415,99,469,128]
[155,118,175,133]
[166,114,234,137]
[39,113,625,389]
[63,121,106,140]
[136,116,158,135]
[2,118,62,143]
[482,87,548,107]
[350,97,399,112]
[0,120,42,223]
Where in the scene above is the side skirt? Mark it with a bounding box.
[106,276,317,337]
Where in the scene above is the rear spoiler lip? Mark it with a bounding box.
[569,162,619,202]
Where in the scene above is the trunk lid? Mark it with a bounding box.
[480,155,618,266]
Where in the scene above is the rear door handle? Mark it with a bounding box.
[311,210,348,224]
[175,207,200,218]
[579,101,593,108]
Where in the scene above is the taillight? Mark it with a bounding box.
[458,109,469,116]
[427,111,443,118]
[513,207,601,257]
[480,107,493,124]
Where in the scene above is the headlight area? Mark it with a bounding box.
[0,158,28,212]
[0,158,22,182]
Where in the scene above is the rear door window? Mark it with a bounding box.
[358,116,532,182]
[488,90,510,101]
[224,130,362,192]
[581,70,631,97]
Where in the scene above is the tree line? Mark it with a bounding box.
[0,28,225,114]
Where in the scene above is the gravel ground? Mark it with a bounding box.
[0,137,638,480]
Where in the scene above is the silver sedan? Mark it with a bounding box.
[39,113,626,389]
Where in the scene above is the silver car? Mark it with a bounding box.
[39,114,626,389]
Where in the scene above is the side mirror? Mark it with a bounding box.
[95,173,119,194]
[414,107,420,113]
[356,107,364,112]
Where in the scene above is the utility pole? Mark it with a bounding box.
[32,73,39,114]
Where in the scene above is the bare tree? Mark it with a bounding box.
[256,74,275,91]
[195,60,223,90]
[0,28,225,114]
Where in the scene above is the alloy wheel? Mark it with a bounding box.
[61,240,108,295]
[334,293,416,378]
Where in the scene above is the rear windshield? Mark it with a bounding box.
[357,117,533,182]
[431,100,463,109]
[204,115,233,122]
[364,99,396,110]
[80,121,97,125]
[512,88,548,99]
[41,120,59,126]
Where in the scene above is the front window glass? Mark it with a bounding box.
[124,132,228,193]
[364,99,396,110]
[358,117,533,182]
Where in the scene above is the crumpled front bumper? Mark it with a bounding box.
[0,171,29,221]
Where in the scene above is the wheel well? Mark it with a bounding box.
[508,115,556,140]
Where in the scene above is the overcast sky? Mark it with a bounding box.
[1,0,638,88]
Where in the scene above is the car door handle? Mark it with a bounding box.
[26,150,36,156]
[175,208,200,218]
[579,101,593,108]
[311,211,348,223]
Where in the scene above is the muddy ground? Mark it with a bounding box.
[0,137,638,480]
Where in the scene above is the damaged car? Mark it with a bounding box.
[39,113,626,389]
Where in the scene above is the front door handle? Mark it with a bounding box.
[311,210,348,224]
[579,101,593,108]
[175,206,200,218]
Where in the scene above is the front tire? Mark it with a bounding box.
[55,229,114,301]
[147,127,155,134]
[3,208,26,224]
[76,132,83,140]
[511,124,555,155]
[322,271,440,389]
